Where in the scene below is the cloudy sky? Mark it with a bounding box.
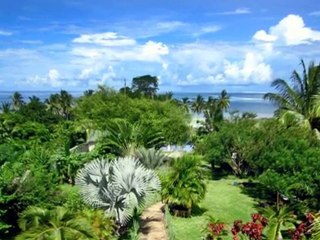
[0,0,320,92]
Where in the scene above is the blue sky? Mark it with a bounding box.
[0,0,320,92]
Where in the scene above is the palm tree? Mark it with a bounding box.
[46,90,73,120]
[101,119,163,156]
[161,155,206,216]
[134,147,168,169]
[80,209,115,240]
[76,157,161,226]
[263,206,296,240]
[311,214,320,240]
[180,97,190,112]
[11,91,24,111]
[191,95,205,114]
[59,90,73,120]
[201,90,230,132]
[16,206,95,240]
[0,102,11,113]
[264,60,320,130]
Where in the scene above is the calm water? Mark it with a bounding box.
[0,91,276,117]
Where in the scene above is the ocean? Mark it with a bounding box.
[0,91,276,118]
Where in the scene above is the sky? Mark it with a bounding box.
[0,0,320,92]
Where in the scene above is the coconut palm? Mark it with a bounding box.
[191,95,205,114]
[11,91,24,111]
[75,157,161,226]
[46,90,73,120]
[59,90,73,120]
[200,90,230,133]
[134,147,168,169]
[16,206,95,240]
[264,60,320,130]
[180,97,190,112]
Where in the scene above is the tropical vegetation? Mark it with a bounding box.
[1,60,320,239]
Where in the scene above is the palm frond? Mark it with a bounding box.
[76,157,161,226]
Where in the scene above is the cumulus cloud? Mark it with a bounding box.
[73,32,137,46]
[25,69,67,88]
[223,52,272,84]
[164,42,272,87]
[253,14,320,45]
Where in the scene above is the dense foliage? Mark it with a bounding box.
[0,84,190,238]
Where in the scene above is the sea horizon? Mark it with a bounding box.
[0,90,276,117]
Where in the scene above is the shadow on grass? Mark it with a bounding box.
[238,181,274,209]
[191,205,208,217]
[210,165,231,180]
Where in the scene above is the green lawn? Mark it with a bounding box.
[171,178,257,240]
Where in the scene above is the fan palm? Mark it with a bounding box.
[134,147,168,169]
[75,157,161,226]
[16,206,95,240]
[264,60,320,130]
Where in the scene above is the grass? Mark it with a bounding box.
[171,177,257,240]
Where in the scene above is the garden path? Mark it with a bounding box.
[139,202,167,240]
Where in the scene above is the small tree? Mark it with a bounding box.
[76,157,161,226]
[161,155,206,216]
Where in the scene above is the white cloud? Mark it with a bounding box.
[164,42,273,86]
[309,11,320,16]
[193,25,222,37]
[223,52,272,84]
[25,69,66,88]
[155,21,186,32]
[217,8,251,15]
[139,41,169,61]
[253,14,320,45]
[73,32,137,46]
[71,35,169,63]
[0,30,12,36]
[253,30,278,42]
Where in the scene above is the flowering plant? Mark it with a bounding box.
[203,216,228,240]
[231,213,268,240]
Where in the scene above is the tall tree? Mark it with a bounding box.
[264,60,320,130]
[46,90,73,120]
[11,91,24,111]
[191,94,205,114]
[131,75,158,99]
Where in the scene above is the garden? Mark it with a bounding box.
[1,63,320,240]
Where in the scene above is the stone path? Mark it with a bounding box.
[139,202,167,240]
